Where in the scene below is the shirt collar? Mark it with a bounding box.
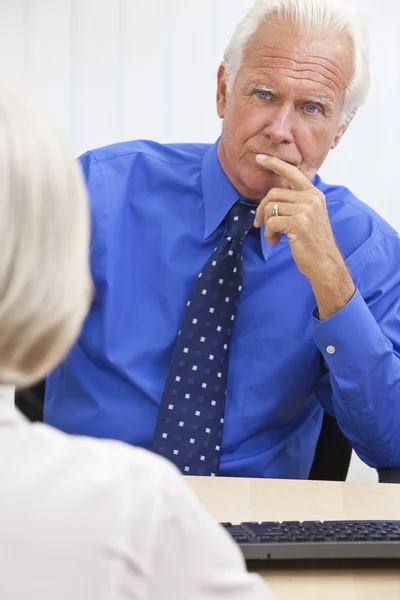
[201,139,239,239]
[201,139,271,261]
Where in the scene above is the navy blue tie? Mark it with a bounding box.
[151,201,256,476]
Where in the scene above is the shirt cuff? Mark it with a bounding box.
[313,289,383,372]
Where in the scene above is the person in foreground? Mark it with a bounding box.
[0,82,273,600]
[46,0,400,479]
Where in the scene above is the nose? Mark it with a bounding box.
[263,103,295,145]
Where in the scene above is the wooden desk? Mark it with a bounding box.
[187,477,400,600]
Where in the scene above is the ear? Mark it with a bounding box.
[330,110,357,150]
[216,63,228,119]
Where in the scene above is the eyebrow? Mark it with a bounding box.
[304,95,335,110]
[249,84,335,111]
[249,84,279,95]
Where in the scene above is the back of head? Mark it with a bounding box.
[0,81,92,388]
[224,0,370,124]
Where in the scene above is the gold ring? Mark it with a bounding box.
[273,202,280,217]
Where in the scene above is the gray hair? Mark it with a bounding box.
[0,81,92,387]
[223,0,370,124]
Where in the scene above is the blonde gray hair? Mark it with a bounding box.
[223,0,370,124]
[0,81,92,388]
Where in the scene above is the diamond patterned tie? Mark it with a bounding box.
[151,201,256,476]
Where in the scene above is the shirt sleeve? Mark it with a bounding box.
[146,465,275,600]
[312,232,400,468]
[78,152,106,284]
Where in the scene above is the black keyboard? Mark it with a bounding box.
[221,520,400,561]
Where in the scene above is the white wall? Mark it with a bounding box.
[0,0,398,481]
[0,0,398,231]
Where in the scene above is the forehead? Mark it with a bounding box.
[239,19,354,101]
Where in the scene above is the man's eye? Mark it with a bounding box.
[256,91,272,101]
[304,104,321,115]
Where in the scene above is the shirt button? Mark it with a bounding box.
[326,345,336,355]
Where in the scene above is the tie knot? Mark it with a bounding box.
[225,201,257,242]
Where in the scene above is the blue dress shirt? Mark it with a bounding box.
[45,139,400,479]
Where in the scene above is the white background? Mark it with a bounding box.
[0,0,399,481]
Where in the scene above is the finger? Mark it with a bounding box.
[265,216,289,235]
[256,154,312,192]
[254,189,305,227]
[265,200,304,220]
[265,231,281,247]
[264,216,288,246]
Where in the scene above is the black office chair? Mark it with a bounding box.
[309,412,352,481]
[15,380,45,422]
[309,411,400,484]
[15,382,400,483]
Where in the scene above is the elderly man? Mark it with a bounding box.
[45,0,400,479]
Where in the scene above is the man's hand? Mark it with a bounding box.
[254,154,355,320]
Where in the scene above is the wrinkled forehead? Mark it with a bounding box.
[240,18,354,99]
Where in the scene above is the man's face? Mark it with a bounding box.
[217,19,354,201]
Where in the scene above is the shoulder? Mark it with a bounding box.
[315,175,398,263]
[317,175,396,237]
[3,419,207,594]
[13,422,188,560]
[78,140,211,218]
[28,420,182,497]
[80,139,210,171]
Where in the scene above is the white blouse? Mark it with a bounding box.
[0,401,274,600]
